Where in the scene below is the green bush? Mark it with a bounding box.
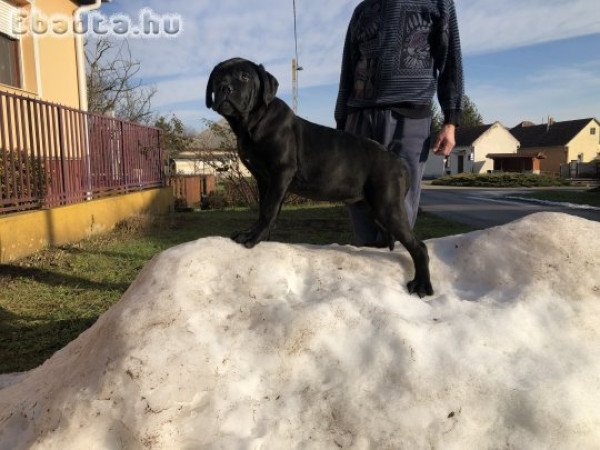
[431,173,570,188]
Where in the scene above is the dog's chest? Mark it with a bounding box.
[237,139,268,175]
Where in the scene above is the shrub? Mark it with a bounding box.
[0,150,47,203]
[202,190,230,210]
[431,173,570,188]
[200,178,318,211]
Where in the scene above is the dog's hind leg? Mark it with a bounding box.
[367,192,433,298]
[385,212,432,297]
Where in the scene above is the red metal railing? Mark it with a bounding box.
[0,90,163,214]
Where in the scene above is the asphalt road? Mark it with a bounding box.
[419,187,600,229]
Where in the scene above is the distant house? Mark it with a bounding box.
[424,122,519,178]
[509,118,600,175]
[169,120,250,177]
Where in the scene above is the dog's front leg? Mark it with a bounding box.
[231,175,268,242]
[232,169,294,249]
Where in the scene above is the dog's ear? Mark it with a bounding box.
[258,64,279,106]
[205,65,218,109]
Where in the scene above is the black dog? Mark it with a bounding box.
[206,58,433,297]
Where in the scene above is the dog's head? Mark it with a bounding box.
[205,58,279,117]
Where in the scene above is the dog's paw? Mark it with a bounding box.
[407,278,434,298]
[231,229,264,248]
[231,230,244,242]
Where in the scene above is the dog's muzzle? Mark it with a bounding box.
[212,84,235,112]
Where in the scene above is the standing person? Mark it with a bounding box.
[335,0,464,247]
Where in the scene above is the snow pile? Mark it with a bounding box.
[1,212,599,449]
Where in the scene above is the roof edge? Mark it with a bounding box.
[565,118,600,147]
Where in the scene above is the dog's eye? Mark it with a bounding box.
[239,72,250,82]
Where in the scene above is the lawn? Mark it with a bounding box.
[0,204,475,374]
[515,189,600,207]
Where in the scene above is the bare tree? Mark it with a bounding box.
[155,115,194,159]
[86,37,157,123]
[198,119,259,207]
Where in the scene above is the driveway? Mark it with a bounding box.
[420,186,600,229]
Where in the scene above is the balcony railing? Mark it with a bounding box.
[0,90,164,214]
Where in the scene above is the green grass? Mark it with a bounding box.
[516,189,600,207]
[432,173,570,187]
[0,204,474,374]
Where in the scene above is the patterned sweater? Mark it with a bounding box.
[334,0,464,129]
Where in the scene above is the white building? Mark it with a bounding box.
[168,120,251,178]
[424,122,520,178]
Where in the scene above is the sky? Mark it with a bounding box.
[96,0,600,131]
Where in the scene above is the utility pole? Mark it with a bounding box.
[292,58,299,113]
[292,0,303,113]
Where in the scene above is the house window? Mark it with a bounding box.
[0,32,20,88]
[592,128,597,136]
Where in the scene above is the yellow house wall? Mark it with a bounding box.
[0,1,87,156]
[19,33,37,93]
[0,188,174,262]
[566,120,600,162]
[472,123,520,173]
[35,0,81,108]
[0,0,81,108]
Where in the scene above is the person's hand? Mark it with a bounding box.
[433,124,456,156]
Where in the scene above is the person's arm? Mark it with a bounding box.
[334,11,357,131]
[433,124,456,156]
[433,0,463,156]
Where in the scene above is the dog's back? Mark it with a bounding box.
[282,102,407,203]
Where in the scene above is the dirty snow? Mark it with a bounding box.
[504,195,600,211]
[1,212,599,449]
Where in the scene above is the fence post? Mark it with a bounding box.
[82,113,92,200]
[120,120,128,193]
[158,129,164,186]
[0,95,11,203]
[57,107,68,205]
[5,97,18,206]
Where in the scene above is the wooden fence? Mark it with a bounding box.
[0,90,164,214]
[560,161,600,179]
[169,175,216,209]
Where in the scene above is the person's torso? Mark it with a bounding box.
[348,0,446,104]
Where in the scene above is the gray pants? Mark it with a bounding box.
[344,109,432,246]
